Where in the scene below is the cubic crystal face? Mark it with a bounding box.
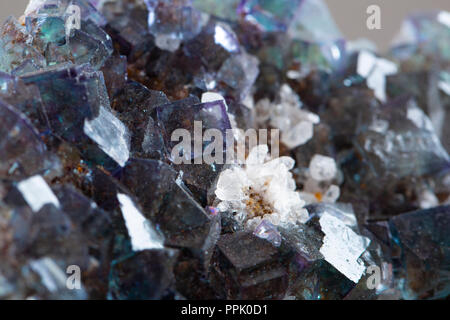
[211,232,289,299]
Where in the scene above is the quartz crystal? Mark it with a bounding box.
[0,0,448,300]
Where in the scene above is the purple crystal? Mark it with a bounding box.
[0,100,56,180]
[389,205,450,299]
[156,98,232,199]
[145,0,206,51]
[253,220,282,247]
[119,159,221,252]
[355,96,450,178]
[0,0,448,301]
[216,52,259,100]
[211,232,289,299]
[0,17,46,73]
[108,249,179,300]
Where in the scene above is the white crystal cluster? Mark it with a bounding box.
[215,144,308,230]
[299,154,341,204]
[255,84,320,149]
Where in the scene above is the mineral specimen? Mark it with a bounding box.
[0,0,448,300]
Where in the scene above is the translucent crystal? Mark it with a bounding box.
[183,18,241,79]
[111,81,169,155]
[22,64,104,143]
[212,231,288,299]
[23,0,111,69]
[25,0,106,26]
[67,21,113,69]
[52,183,113,254]
[84,106,131,167]
[217,52,259,100]
[120,159,220,251]
[306,203,358,227]
[201,92,228,107]
[0,0,447,301]
[0,17,45,73]
[0,100,56,180]
[288,0,343,43]
[145,0,207,51]
[0,73,49,132]
[108,249,179,300]
[309,154,337,181]
[239,0,303,32]
[17,175,60,212]
[117,193,164,251]
[30,257,70,292]
[319,212,371,283]
[355,98,450,178]
[156,97,231,197]
[253,220,282,247]
[24,0,50,16]
[288,38,347,75]
[322,184,340,203]
[100,0,153,62]
[389,205,450,299]
[192,0,241,21]
[29,257,87,298]
[357,51,398,102]
[391,11,450,65]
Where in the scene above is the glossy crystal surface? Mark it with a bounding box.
[0,0,448,300]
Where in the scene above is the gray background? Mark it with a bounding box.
[1,0,449,52]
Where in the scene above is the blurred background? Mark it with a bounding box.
[1,0,449,52]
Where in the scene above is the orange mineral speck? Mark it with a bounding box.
[314,192,323,202]
[244,188,273,219]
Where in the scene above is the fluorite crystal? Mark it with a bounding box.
[0,17,46,74]
[0,100,58,180]
[388,205,450,299]
[0,0,448,300]
[211,231,289,299]
[145,0,207,52]
[119,159,221,252]
[355,97,449,178]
